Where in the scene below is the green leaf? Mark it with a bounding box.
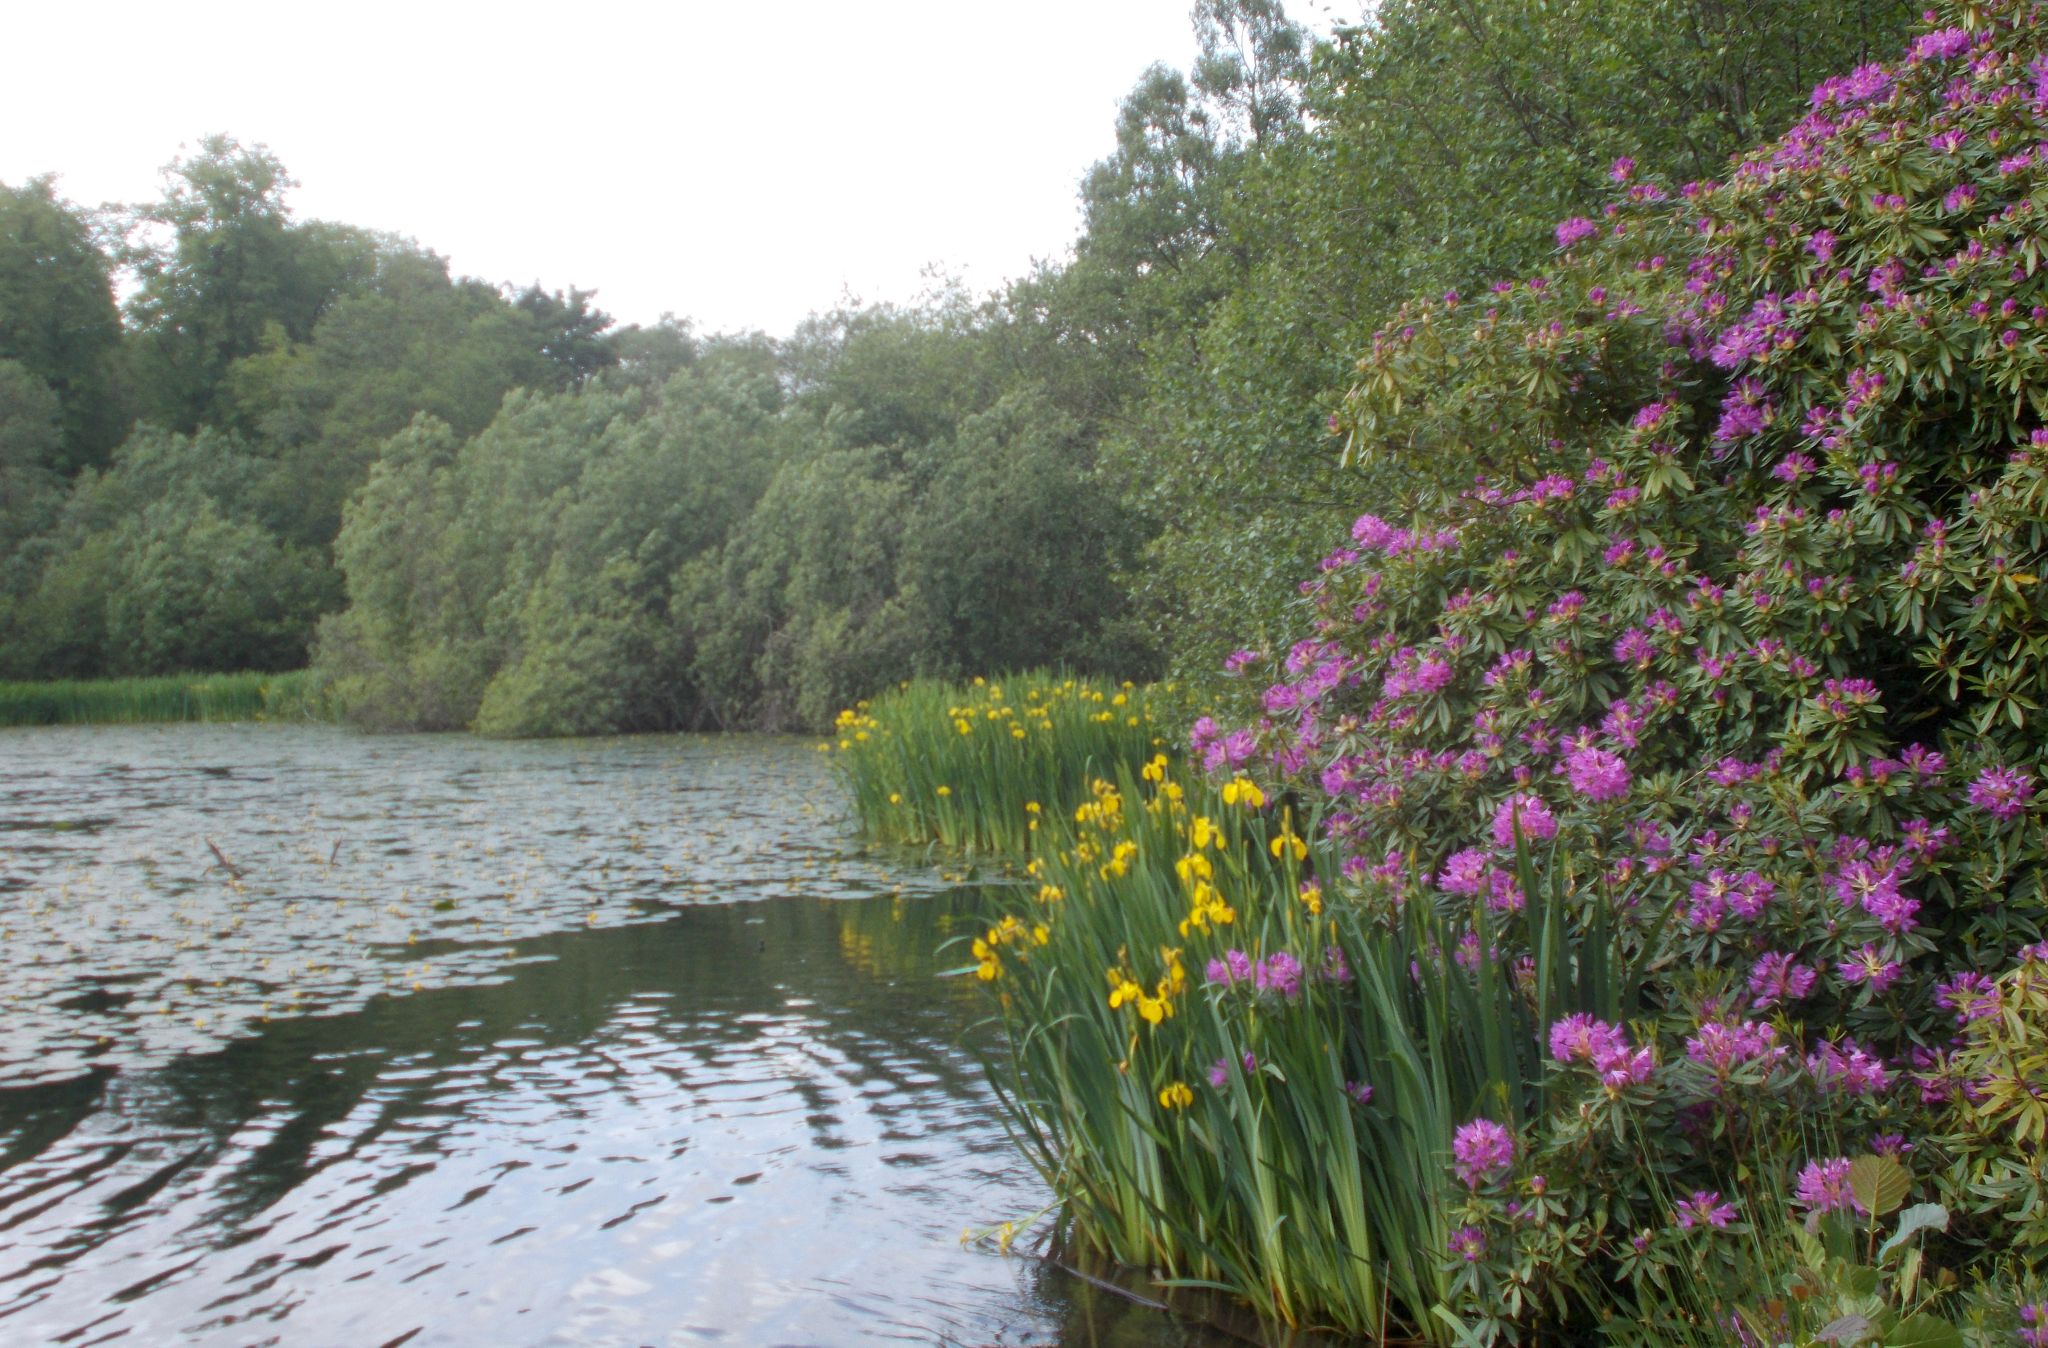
[1814,1314,1878,1345]
[1849,1154,1911,1217]
[1878,1203,1949,1261]
[1884,1313,1963,1348]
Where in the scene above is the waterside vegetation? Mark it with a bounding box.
[829,674,1168,855]
[849,3,2048,1341]
[0,670,328,727]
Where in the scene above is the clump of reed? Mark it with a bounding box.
[0,670,338,727]
[829,673,1165,854]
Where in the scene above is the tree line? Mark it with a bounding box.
[0,0,1916,733]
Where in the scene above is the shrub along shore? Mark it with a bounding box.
[842,5,2048,1342]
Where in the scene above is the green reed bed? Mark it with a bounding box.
[0,670,335,727]
[828,673,1166,854]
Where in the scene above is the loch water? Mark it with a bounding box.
[0,726,1240,1347]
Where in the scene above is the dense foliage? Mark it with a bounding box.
[935,2,2048,1341]
[0,1,1913,735]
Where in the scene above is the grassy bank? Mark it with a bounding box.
[0,670,336,728]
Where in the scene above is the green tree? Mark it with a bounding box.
[1191,0,1310,150]
[900,388,1151,678]
[121,135,374,430]
[680,444,926,731]
[315,362,793,734]
[511,282,619,388]
[0,362,67,638]
[5,423,323,676]
[0,177,126,471]
[225,243,554,551]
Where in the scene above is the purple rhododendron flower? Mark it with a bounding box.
[1911,26,1974,62]
[1793,1157,1864,1215]
[1556,216,1599,249]
[1806,1038,1890,1095]
[1935,971,2001,1024]
[1748,952,1816,1008]
[1968,765,2034,820]
[1206,949,1255,986]
[1714,377,1774,442]
[2021,1302,2048,1348]
[1451,1118,1516,1188]
[1549,1014,1655,1090]
[1675,1191,1739,1230]
[1840,943,1904,994]
[1564,746,1630,801]
[1209,1051,1259,1089]
[1437,848,1490,897]
[1491,792,1558,850]
[1255,951,1305,1000]
[1550,1013,1629,1066]
[1686,1021,1785,1075]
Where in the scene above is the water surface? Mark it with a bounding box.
[0,726,1238,1346]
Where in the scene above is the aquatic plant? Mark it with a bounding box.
[0,670,332,727]
[830,673,1165,855]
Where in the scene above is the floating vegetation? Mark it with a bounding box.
[0,725,945,1084]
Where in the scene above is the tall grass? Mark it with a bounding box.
[0,670,338,727]
[829,673,1166,854]
[959,757,1659,1341]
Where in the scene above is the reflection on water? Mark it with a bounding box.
[0,727,1238,1346]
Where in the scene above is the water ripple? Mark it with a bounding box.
[0,726,1240,1346]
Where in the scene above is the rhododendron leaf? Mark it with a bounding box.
[1878,1203,1949,1261]
[1883,1314,1963,1348]
[1813,1314,1876,1345]
[1849,1154,1910,1217]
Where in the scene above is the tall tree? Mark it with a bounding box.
[1191,0,1310,150]
[511,283,619,389]
[0,177,126,471]
[120,135,368,429]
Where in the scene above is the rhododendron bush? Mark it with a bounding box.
[1208,0,2048,1335]
[915,2,2048,1342]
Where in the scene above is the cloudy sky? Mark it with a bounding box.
[6,1,1340,337]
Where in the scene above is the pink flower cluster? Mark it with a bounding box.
[1674,1190,1739,1230]
[1451,1118,1516,1188]
[1549,1013,1655,1090]
[1685,1021,1787,1076]
[1792,1157,1865,1216]
[1968,764,2035,820]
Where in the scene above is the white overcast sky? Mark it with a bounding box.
[6,1,1341,338]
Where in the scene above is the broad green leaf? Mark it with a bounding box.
[1885,1314,1963,1348]
[1849,1154,1911,1217]
[1878,1203,1949,1261]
